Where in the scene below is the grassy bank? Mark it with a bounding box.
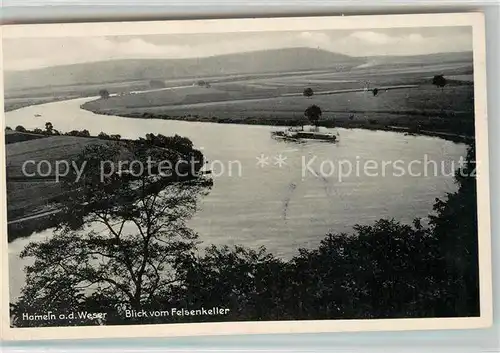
[81,81,474,143]
[85,107,474,143]
[78,70,475,141]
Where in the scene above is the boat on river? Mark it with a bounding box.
[271,126,338,142]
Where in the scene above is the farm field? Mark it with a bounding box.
[5,136,102,221]
[6,135,101,178]
[3,67,358,111]
[5,130,48,144]
[95,83,472,116]
[81,60,474,136]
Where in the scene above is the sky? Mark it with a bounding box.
[3,26,472,71]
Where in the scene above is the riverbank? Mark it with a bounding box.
[81,104,474,144]
[80,79,475,144]
[4,95,83,112]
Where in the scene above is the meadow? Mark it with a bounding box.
[81,61,474,136]
[6,135,101,222]
[6,135,100,178]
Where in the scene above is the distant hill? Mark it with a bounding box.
[4,48,358,91]
[361,51,473,67]
[4,49,473,92]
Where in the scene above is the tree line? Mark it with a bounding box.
[11,123,91,138]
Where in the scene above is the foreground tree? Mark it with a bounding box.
[174,245,289,321]
[429,144,479,316]
[11,137,212,326]
[175,218,442,320]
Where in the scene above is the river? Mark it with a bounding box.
[6,97,467,300]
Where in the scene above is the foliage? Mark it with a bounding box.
[196,80,211,88]
[428,144,479,316]
[99,89,110,99]
[136,133,204,170]
[45,122,54,134]
[11,137,213,327]
[65,129,91,137]
[303,87,314,97]
[432,75,447,88]
[15,125,27,132]
[173,245,289,321]
[173,219,440,320]
[304,105,322,127]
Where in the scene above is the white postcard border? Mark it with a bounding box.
[0,12,492,341]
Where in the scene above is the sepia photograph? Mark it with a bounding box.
[0,13,492,340]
